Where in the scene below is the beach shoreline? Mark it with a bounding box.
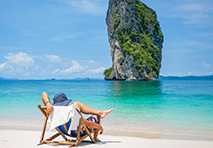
[1,124,213,142]
[1,129,213,148]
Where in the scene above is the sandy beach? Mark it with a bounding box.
[1,129,213,148]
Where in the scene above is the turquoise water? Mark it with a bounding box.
[0,79,213,140]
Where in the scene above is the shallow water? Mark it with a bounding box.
[0,79,213,140]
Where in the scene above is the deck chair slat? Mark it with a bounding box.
[39,117,48,143]
[46,132,61,141]
[42,140,76,146]
[75,117,82,145]
[57,130,68,141]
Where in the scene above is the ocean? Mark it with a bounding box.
[0,79,213,140]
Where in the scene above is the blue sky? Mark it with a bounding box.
[0,0,213,79]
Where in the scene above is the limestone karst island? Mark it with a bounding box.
[104,0,164,81]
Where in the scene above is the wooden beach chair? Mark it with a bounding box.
[37,105,96,147]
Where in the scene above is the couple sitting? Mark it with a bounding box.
[41,92,113,142]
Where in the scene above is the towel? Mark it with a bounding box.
[47,105,80,134]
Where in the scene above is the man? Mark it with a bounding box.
[41,92,113,142]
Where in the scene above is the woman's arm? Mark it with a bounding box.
[41,92,53,118]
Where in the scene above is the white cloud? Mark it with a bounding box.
[61,60,84,74]
[20,30,43,38]
[188,71,193,75]
[194,31,213,40]
[168,39,213,51]
[46,55,62,62]
[58,0,106,16]
[202,62,212,69]
[88,67,106,73]
[179,3,204,11]
[88,60,97,64]
[50,33,75,41]
[0,52,41,78]
[34,65,39,69]
[182,12,208,25]
[186,40,203,46]
[52,68,60,74]
[161,68,213,77]
[4,52,34,67]
[0,62,7,69]
[0,62,21,75]
[187,70,213,76]
[205,72,213,75]
[23,72,32,76]
[171,2,213,25]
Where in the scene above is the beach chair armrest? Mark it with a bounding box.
[38,105,47,118]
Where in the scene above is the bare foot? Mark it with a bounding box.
[95,138,102,142]
[100,108,113,119]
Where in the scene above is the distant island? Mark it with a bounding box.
[0,77,19,80]
[104,0,163,81]
[1,76,213,81]
[158,75,213,80]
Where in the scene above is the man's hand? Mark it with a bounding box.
[46,102,53,118]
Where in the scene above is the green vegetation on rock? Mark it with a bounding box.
[104,67,112,77]
[104,0,163,80]
[116,27,161,77]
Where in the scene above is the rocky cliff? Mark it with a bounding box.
[104,0,164,81]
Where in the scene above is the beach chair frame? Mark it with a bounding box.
[37,105,96,147]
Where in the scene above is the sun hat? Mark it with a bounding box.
[52,93,72,106]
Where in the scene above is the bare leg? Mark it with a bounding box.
[73,101,113,119]
[93,129,101,142]
[82,118,103,134]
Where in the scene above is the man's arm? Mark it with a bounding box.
[41,92,53,118]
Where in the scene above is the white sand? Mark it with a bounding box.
[0,130,213,148]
